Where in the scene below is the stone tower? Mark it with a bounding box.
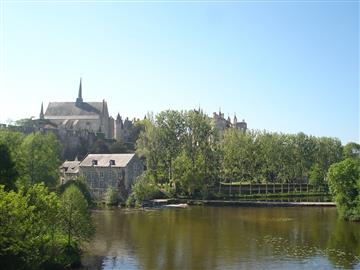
[115,113,124,142]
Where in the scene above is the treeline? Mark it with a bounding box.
[0,130,94,269]
[135,109,354,198]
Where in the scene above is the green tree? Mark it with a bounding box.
[126,172,161,207]
[60,185,94,247]
[57,177,95,207]
[0,186,35,269]
[0,184,61,269]
[105,186,119,205]
[90,139,110,154]
[309,163,325,190]
[343,142,360,159]
[172,110,219,197]
[327,158,360,221]
[136,115,163,182]
[0,144,18,191]
[18,132,61,188]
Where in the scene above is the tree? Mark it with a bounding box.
[156,110,186,182]
[0,144,18,191]
[105,187,118,205]
[126,172,162,207]
[109,141,132,153]
[90,139,110,154]
[309,163,325,190]
[0,184,61,269]
[60,185,94,247]
[136,116,163,182]
[327,158,360,221]
[343,142,360,159]
[18,132,61,188]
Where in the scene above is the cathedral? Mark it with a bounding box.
[39,79,130,141]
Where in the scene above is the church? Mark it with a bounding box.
[39,79,129,141]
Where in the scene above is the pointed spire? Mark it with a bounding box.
[102,99,106,114]
[76,77,83,104]
[233,113,237,125]
[39,102,44,120]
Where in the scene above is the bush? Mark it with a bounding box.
[126,173,162,207]
[105,187,118,205]
[327,158,360,221]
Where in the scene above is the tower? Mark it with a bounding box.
[76,78,83,105]
[115,113,124,141]
[233,113,237,125]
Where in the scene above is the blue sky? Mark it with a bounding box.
[0,0,358,144]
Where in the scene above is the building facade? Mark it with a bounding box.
[60,160,81,184]
[79,153,143,201]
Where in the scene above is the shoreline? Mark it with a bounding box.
[151,199,336,208]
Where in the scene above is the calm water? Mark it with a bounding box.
[82,207,360,270]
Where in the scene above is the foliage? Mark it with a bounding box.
[90,139,110,154]
[18,132,61,189]
[109,141,133,153]
[60,185,95,246]
[57,177,95,207]
[0,183,93,269]
[0,144,18,191]
[343,142,360,159]
[309,163,325,190]
[105,186,119,205]
[135,109,344,198]
[327,158,360,221]
[126,172,162,207]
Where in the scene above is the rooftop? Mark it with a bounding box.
[80,153,136,168]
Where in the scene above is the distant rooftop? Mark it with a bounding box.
[80,153,136,168]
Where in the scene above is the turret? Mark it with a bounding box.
[233,113,237,125]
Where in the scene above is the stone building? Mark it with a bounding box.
[60,160,81,184]
[79,153,143,200]
[212,109,247,134]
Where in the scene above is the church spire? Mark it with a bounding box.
[76,77,83,104]
[39,102,44,120]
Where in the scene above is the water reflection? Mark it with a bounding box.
[82,207,360,269]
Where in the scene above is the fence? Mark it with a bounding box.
[213,183,325,197]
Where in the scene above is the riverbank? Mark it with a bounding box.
[150,199,336,207]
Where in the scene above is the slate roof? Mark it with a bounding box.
[45,102,104,118]
[80,154,136,168]
[61,161,81,174]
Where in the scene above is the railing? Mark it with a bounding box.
[213,183,325,197]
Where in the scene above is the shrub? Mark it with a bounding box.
[327,158,360,221]
[126,173,162,207]
[105,187,118,205]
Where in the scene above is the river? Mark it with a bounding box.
[82,206,360,269]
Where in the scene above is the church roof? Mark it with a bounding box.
[80,153,136,168]
[45,102,104,119]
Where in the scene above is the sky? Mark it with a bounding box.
[0,0,358,144]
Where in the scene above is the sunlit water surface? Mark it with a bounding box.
[82,207,360,269]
